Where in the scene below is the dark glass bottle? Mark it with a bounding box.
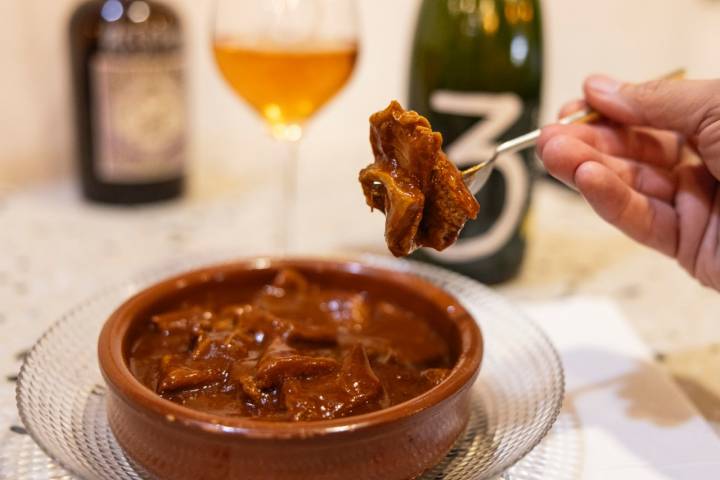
[408,0,543,284]
[69,0,186,204]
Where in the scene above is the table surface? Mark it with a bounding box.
[498,180,720,436]
[0,164,718,444]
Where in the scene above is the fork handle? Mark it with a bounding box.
[493,108,598,158]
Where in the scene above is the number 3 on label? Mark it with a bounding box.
[427,91,530,261]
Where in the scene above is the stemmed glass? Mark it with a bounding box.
[213,0,359,251]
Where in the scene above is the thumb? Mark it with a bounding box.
[584,75,720,177]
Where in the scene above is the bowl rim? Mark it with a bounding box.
[98,257,483,440]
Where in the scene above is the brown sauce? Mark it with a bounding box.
[129,269,452,421]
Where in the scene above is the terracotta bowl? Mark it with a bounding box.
[98,258,483,480]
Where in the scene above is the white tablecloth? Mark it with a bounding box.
[522,298,720,479]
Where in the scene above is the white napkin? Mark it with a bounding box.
[519,297,720,480]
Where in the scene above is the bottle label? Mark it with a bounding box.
[91,52,186,184]
[425,90,530,262]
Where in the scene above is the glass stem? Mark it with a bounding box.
[279,138,300,253]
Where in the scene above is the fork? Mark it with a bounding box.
[461,68,686,194]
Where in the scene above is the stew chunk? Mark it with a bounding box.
[359,101,480,257]
[129,269,452,421]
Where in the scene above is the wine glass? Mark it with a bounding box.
[212,0,359,251]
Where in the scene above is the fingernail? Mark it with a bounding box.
[586,75,622,95]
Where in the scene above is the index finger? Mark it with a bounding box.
[539,123,683,169]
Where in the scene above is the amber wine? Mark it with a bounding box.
[214,41,357,135]
[409,0,543,284]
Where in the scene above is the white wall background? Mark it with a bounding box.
[1,0,719,190]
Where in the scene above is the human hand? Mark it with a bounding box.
[537,75,720,291]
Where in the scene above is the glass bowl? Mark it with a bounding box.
[15,254,564,479]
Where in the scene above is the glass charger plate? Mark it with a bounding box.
[13,254,565,480]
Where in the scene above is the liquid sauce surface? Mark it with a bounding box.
[129,269,452,421]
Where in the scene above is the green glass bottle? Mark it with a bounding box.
[408,0,543,284]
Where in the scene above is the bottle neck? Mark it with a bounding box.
[97,0,181,52]
[101,0,153,8]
